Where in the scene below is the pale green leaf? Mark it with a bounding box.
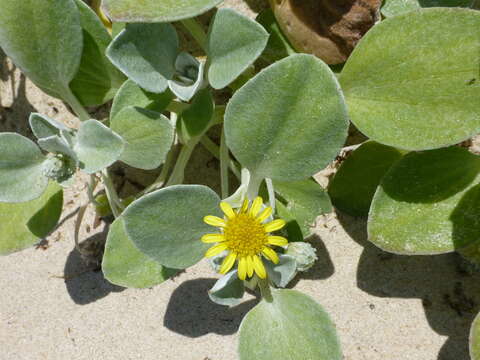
[29,113,70,140]
[168,52,205,101]
[264,254,297,288]
[208,270,245,306]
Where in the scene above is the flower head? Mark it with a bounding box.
[202,197,288,280]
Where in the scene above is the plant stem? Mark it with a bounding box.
[220,127,229,199]
[101,169,123,218]
[265,178,276,213]
[258,278,273,303]
[74,204,88,252]
[166,100,189,114]
[87,174,100,206]
[246,173,262,200]
[62,87,90,122]
[140,144,178,196]
[200,135,241,179]
[180,18,208,52]
[165,140,198,186]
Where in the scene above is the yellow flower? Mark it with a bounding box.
[202,197,288,280]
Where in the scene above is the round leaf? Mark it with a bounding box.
[207,8,269,89]
[106,23,178,93]
[225,54,349,181]
[0,0,83,98]
[328,142,403,217]
[340,8,480,150]
[0,133,49,203]
[368,146,480,254]
[0,182,63,255]
[239,289,342,360]
[123,185,221,269]
[110,106,174,170]
[103,0,223,22]
[470,312,480,360]
[102,217,178,288]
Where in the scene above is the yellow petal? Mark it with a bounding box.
[256,206,272,223]
[204,215,226,227]
[252,255,266,279]
[264,219,286,232]
[201,233,225,243]
[267,236,288,247]
[249,196,263,216]
[205,243,228,258]
[239,199,249,213]
[220,252,237,274]
[246,256,254,277]
[220,202,235,219]
[262,247,279,264]
[238,257,247,280]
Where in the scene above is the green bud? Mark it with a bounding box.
[286,242,317,272]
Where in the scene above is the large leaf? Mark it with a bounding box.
[275,178,332,240]
[110,79,173,120]
[340,9,480,151]
[368,147,480,254]
[106,23,178,93]
[0,133,49,203]
[103,0,223,22]
[102,217,178,288]
[239,289,342,360]
[110,106,174,170]
[70,0,126,106]
[0,183,63,255]
[207,8,269,89]
[470,312,480,360]
[123,185,221,269]
[0,0,83,98]
[328,142,404,217]
[225,54,348,182]
[382,0,475,17]
[73,120,124,174]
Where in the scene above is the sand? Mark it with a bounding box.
[1,1,480,359]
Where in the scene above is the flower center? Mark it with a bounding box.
[223,213,268,257]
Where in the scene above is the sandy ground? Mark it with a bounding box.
[2,1,480,360]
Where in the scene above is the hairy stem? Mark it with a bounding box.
[200,136,241,179]
[165,140,198,186]
[220,127,229,199]
[180,18,208,52]
[258,278,273,303]
[62,87,90,122]
[101,169,123,218]
[265,178,276,213]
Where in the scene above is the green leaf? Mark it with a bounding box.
[102,217,178,288]
[207,8,269,89]
[0,182,63,255]
[208,270,245,306]
[239,289,342,360]
[168,52,205,101]
[37,135,77,161]
[0,133,49,203]
[103,0,223,22]
[470,312,480,360]
[368,146,480,254]
[110,106,174,170]
[256,9,295,64]
[275,178,333,240]
[70,0,126,106]
[340,8,480,151]
[328,142,404,217]
[123,185,221,269]
[110,79,174,121]
[29,113,70,140]
[225,54,348,182]
[0,0,83,98]
[178,89,214,142]
[74,120,124,174]
[264,254,297,288]
[106,23,178,93]
[382,0,475,17]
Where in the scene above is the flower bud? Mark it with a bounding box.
[286,242,317,272]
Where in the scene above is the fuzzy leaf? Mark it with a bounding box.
[208,270,245,306]
[382,0,475,17]
[168,52,205,101]
[29,113,70,140]
[264,254,297,288]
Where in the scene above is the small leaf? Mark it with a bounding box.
[29,113,70,140]
[225,54,349,182]
[470,312,480,360]
[328,142,403,217]
[168,52,205,101]
[37,135,77,161]
[275,178,333,240]
[382,0,475,17]
[368,146,480,254]
[208,270,245,306]
[0,133,49,203]
[70,0,126,106]
[102,217,179,288]
[123,185,221,269]
[106,23,178,93]
[178,89,214,141]
[0,183,63,255]
[74,120,124,174]
[207,8,269,89]
[110,79,174,121]
[110,106,174,170]
[264,254,297,288]
[103,0,223,22]
[0,0,83,98]
[239,289,342,360]
[340,8,480,150]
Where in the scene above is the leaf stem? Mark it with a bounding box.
[180,18,208,52]
[140,143,179,195]
[101,169,123,217]
[265,178,276,213]
[62,87,90,122]
[258,278,273,303]
[165,139,198,186]
[220,127,229,199]
[200,135,241,179]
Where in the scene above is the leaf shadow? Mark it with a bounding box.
[163,278,258,337]
[337,211,480,360]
